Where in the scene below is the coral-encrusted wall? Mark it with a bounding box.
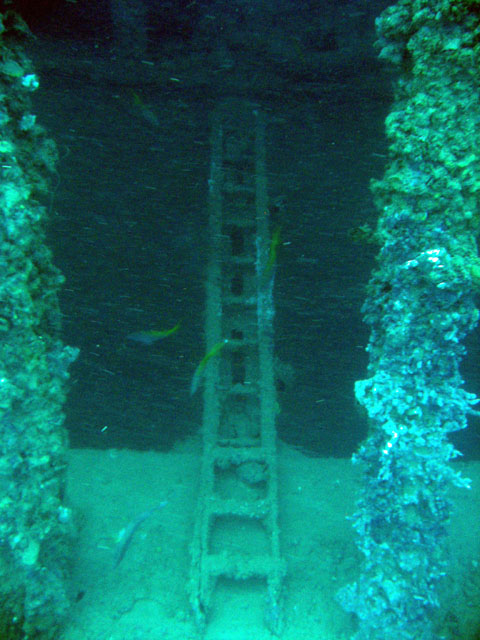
[0,12,78,639]
[338,2,480,639]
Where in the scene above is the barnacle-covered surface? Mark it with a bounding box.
[0,11,77,640]
[337,2,480,639]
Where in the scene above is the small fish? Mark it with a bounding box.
[127,322,181,345]
[190,339,228,395]
[114,501,167,568]
[131,91,160,127]
[263,225,282,280]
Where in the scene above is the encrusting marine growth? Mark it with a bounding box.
[338,2,480,639]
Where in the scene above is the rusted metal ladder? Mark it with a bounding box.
[189,99,284,636]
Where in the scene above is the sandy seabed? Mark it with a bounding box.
[62,440,480,640]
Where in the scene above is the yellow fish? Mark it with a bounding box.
[131,91,160,127]
[263,225,282,280]
[127,322,181,345]
[190,339,228,395]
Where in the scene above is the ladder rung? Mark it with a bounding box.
[228,255,256,265]
[225,337,257,349]
[213,445,269,464]
[222,216,257,228]
[222,184,255,196]
[216,437,261,448]
[208,497,271,518]
[223,294,257,306]
[204,553,283,580]
[228,382,259,395]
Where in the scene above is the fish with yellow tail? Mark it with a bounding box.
[262,225,282,281]
[127,322,181,345]
[131,91,160,127]
[190,339,228,395]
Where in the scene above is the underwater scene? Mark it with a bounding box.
[0,0,480,638]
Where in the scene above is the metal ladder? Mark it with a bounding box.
[189,99,285,636]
